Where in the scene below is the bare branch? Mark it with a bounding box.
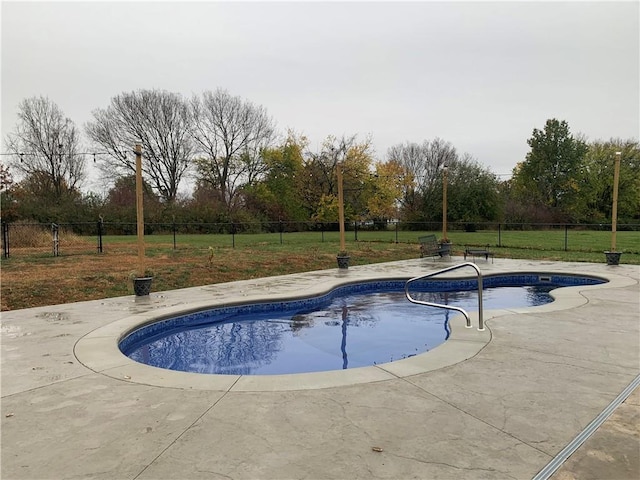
[5,96,86,199]
[387,138,457,194]
[190,89,276,210]
[85,89,194,203]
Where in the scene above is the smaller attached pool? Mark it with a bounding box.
[120,274,605,376]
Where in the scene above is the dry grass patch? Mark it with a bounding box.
[1,243,421,310]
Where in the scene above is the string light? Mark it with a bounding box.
[1,151,514,178]
[0,150,128,159]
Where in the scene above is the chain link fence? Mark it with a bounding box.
[1,219,639,258]
[1,221,100,257]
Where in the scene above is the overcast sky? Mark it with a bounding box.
[2,0,638,192]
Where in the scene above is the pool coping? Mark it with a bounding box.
[73,268,633,392]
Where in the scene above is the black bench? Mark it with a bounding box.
[418,235,449,259]
[464,245,494,263]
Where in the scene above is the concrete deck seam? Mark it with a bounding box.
[382,454,516,477]
[0,371,97,398]
[494,344,640,375]
[132,388,235,480]
[398,375,554,460]
[371,364,404,380]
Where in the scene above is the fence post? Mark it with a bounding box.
[231,223,236,249]
[52,223,59,257]
[1,221,9,258]
[279,220,283,245]
[354,221,358,241]
[97,216,104,253]
[498,223,502,247]
[395,221,399,244]
[173,216,177,250]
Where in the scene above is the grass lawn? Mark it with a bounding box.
[1,229,638,311]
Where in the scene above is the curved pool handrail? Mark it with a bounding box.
[404,262,485,331]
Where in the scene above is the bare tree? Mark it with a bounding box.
[387,138,457,194]
[190,89,276,211]
[85,89,194,203]
[386,138,457,218]
[5,96,85,199]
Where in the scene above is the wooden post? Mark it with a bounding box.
[134,144,145,276]
[442,165,448,241]
[337,164,346,252]
[611,151,621,251]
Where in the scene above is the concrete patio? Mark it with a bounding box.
[1,258,638,479]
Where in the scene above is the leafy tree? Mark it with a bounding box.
[0,163,13,192]
[243,133,308,223]
[303,135,376,224]
[416,152,501,224]
[5,96,85,200]
[312,194,341,224]
[86,89,194,203]
[0,163,18,221]
[99,175,161,228]
[579,139,640,222]
[366,160,408,222]
[0,161,102,226]
[8,172,84,222]
[181,181,231,228]
[443,154,502,223]
[106,175,144,208]
[502,164,560,224]
[511,119,588,220]
[190,89,276,212]
[340,140,378,220]
[386,138,500,225]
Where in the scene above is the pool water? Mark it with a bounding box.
[123,285,555,375]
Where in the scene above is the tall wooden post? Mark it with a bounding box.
[134,144,145,276]
[442,165,448,241]
[611,151,621,252]
[337,165,346,252]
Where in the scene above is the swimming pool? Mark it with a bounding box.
[120,274,605,375]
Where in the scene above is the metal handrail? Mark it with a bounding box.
[404,262,485,331]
